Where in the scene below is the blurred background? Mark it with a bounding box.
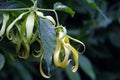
[0,0,120,80]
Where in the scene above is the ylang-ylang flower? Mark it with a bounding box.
[54,26,85,72]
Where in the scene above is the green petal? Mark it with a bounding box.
[0,13,9,37]
[18,42,30,59]
[6,12,28,40]
[32,38,43,58]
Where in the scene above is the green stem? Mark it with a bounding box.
[37,8,60,26]
[0,8,30,11]
[33,0,38,9]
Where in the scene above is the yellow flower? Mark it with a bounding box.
[54,26,85,72]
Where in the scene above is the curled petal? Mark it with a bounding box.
[6,12,28,40]
[63,37,79,72]
[54,37,71,68]
[68,35,86,54]
[0,13,9,37]
[26,12,35,41]
[32,38,43,58]
[30,32,38,44]
[45,16,56,26]
[59,45,71,68]
[66,44,79,72]
[18,42,30,59]
[40,54,50,79]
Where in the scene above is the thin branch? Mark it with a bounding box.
[0,8,30,11]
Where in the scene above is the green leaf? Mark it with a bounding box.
[65,64,81,80]
[0,53,5,70]
[54,2,75,17]
[38,18,56,67]
[79,55,95,80]
[83,0,108,21]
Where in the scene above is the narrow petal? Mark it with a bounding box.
[65,43,79,72]
[0,13,9,37]
[35,11,44,18]
[32,38,43,58]
[54,39,62,67]
[60,45,71,68]
[45,16,56,26]
[26,12,35,41]
[18,42,30,59]
[40,54,50,79]
[68,35,85,54]
[6,12,28,40]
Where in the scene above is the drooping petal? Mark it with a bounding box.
[35,11,44,18]
[40,54,50,79]
[68,35,86,53]
[63,36,79,72]
[0,13,9,37]
[6,12,28,40]
[32,38,43,58]
[18,41,30,59]
[66,44,79,72]
[54,39,62,67]
[26,12,35,41]
[59,44,71,68]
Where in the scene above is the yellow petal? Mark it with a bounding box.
[59,45,71,68]
[54,38,71,68]
[53,39,62,67]
[68,35,85,54]
[65,43,79,72]
[40,54,50,79]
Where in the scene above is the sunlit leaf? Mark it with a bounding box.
[54,2,75,17]
[79,55,96,80]
[0,53,5,70]
[65,64,81,80]
[38,18,56,71]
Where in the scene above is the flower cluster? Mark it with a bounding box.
[0,7,85,78]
